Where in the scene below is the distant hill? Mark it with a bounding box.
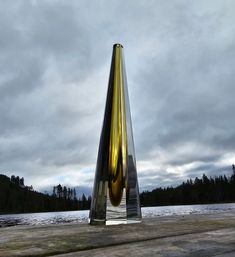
[1,165,235,213]
[140,166,235,207]
[0,174,84,214]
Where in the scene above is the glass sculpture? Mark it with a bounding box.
[89,44,142,225]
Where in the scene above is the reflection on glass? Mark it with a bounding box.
[89,44,142,225]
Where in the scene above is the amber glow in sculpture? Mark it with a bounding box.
[89,44,142,225]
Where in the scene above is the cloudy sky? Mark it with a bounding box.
[1,0,235,195]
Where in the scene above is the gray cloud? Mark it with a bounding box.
[0,0,235,193]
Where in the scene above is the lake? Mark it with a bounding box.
[1,203,235,227]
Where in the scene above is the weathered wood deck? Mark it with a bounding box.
[1,211,235,257]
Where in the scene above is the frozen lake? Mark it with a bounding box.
[1,203,235,227]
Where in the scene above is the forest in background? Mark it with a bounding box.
[0,175,90,214]
[0,165,235,214]
[140,165,235,206]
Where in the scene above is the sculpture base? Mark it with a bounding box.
[106,188,127,224]
[106,219,141,225]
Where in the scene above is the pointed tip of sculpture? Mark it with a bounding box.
[113,43,123,48]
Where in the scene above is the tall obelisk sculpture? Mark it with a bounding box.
[89,44,142,225]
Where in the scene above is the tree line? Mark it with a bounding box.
[51,184,91,210]
[140,165,235,207]
[1,165,235,214]
[0,174,91,214]
[52,184,77,200]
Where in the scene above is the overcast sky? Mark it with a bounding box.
[0,0,235,195]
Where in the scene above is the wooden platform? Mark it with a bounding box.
[1,211,235,257]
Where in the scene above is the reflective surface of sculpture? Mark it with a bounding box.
[89,44,142,225]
